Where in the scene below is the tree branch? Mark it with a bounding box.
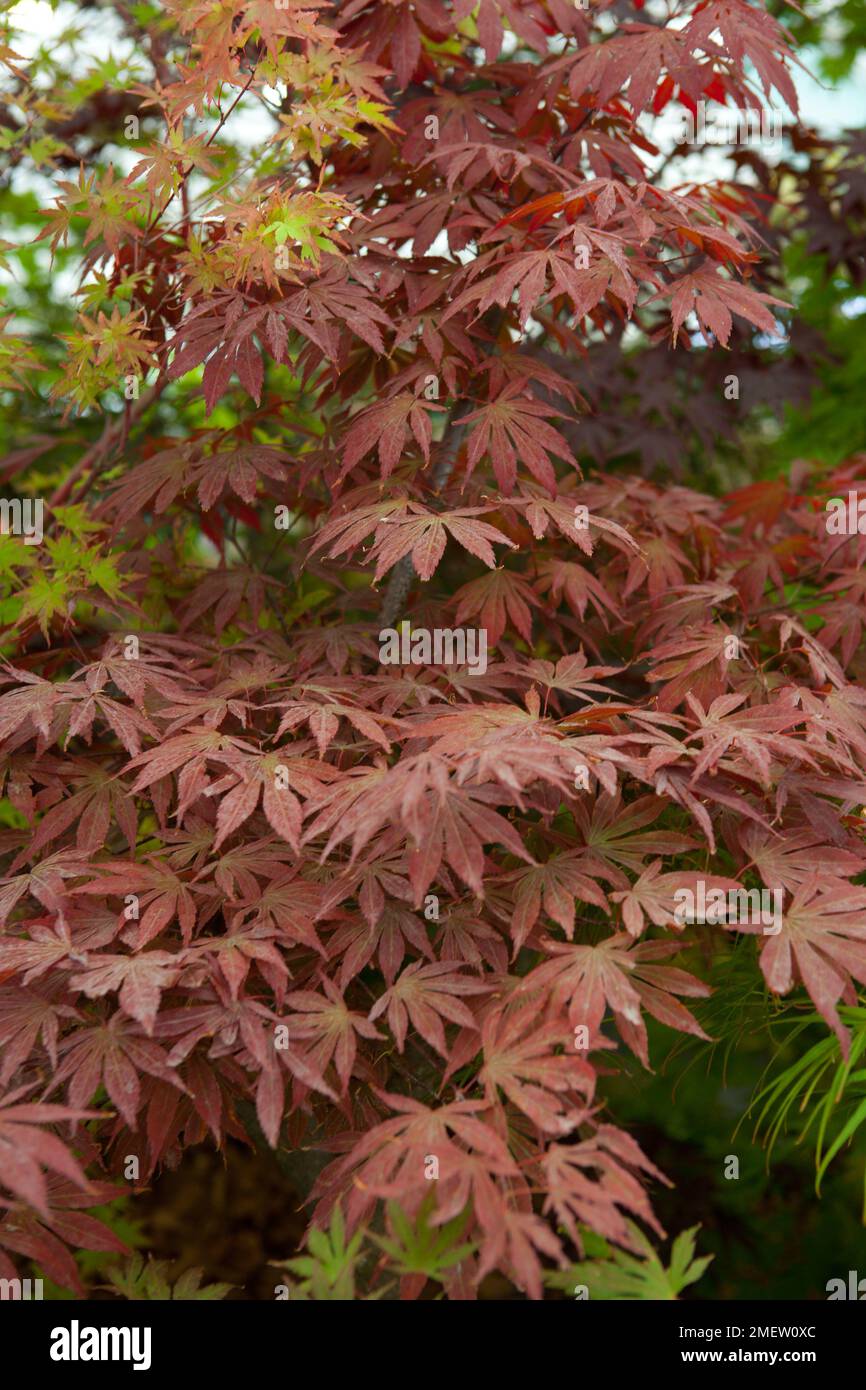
[376,303,511,628]
[376,398,475,629]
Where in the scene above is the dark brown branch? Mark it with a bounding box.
[377,399,475,629]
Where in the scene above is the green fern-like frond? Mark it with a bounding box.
[748,1004,866,1214]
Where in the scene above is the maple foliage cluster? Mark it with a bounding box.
[1,0,865,1299]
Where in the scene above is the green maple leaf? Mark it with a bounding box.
[52,504,105,539]
[0,533,37,577]
[282,1205,367,1300]
[264,213,339,260]
[547,1224,713,1300]
[46,533,84,576]
[19,571,72,635]
[105,1254,233,1301]
[80,549,124,597]
[373,1195,476,1284]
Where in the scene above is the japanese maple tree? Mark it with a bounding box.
[1,0,865,1300]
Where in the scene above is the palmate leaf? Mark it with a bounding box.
[368,510,516,582]
[738,825,865,893]
[639,625,732,713]
[309,502,516,581]
[279,1204,369,1301]
[735,875,866,1055]
[283,976,383,1091]
[51,1014,187,1129]
[479,1002,596,1134]
[105,1253,233,1301]
[453,567,539,645]
[0,850,99,932]
[474,1195,568,1302]
[434,904,509,974]
[571,793,698,878]
[611,862,740,939]
[541,1125,668,1250]
[662,265,789,348]
[310,1091,519,1232]
[683,691,815,788]
[508,652,622,710]
[368,960,489,1057]
[306,753,535,900]
[68,952,180,1036]
[73,860,199,948]
[0,1177,129,1293]
[536,556,621,626]
[462,384,579,494]
[270,693,396,756]
[325,902,434,987]
[102,442,197,524]
[340,392,436,478]
[374,1194,476,1295]
[0,988,78,1087]
[508,488,641,558]
[0,915,118,990]
[0,1087,98,1217]
[26,763,138,857]
[525,935,710,1067]
[546,1223,713,1300]
[504,854,611,954]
